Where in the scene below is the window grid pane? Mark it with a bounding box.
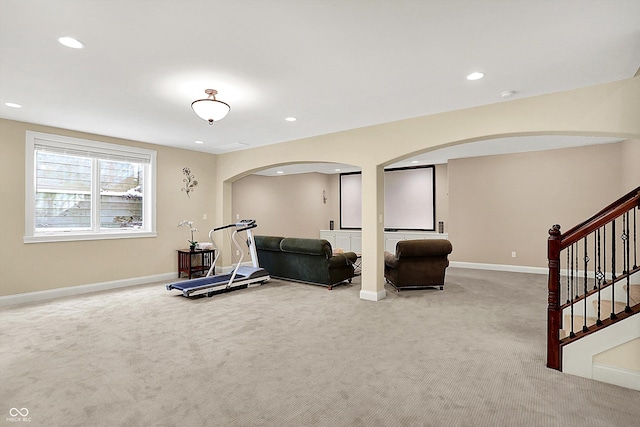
[35,152,92,230]
[99,160,144,229]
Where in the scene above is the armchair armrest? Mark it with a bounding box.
[329,252,357,267]
[384,251,399,268]
[343,251,357,264]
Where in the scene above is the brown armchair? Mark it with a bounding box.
[384,239,453,292]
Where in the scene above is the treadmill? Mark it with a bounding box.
[166,219,270,297]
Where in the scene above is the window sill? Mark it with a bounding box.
[24,231,157,244]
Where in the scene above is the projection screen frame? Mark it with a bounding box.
[339,165,436,231]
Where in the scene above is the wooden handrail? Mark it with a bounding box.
[560,187,640,249]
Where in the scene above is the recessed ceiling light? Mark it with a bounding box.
[411,160,419,164]
[466,72,484,81]
[334,168,341,172]
[276,171,284,174]
[285,117,297,122]
[500,90,516,98]
[4,102,22,108]
[194,140,204,144]
[58,37,85,49]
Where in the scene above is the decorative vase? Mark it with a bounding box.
[190,244,196,252]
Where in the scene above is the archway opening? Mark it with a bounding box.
[230,161,361,240]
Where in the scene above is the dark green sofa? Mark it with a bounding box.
[254,236,357,289]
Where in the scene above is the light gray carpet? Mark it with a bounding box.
[1,268,639,427]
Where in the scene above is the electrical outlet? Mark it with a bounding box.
[512,251,517,258]
[202,213,207,220]
[236,213,240,220]
[236,250,240,256]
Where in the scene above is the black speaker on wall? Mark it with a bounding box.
[438,221,444,234]
[329,220,334,230]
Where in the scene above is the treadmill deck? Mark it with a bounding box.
[166,268,270,297]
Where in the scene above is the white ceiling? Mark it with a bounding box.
[1,1,638,164]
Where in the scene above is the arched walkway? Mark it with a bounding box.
[215,77,640,300]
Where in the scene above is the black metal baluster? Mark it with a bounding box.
[593,228,600,290]
[611,218,617,320]
[625,211,632,313]
[575,242,580,300]
[569,243,575,338]
[623,213,628,275]
[596,227,603,326]
[634,206,638,270]
[603,223,607,286]
[612,218,616,280]
[566,247,570,304]
[583,236,589,332]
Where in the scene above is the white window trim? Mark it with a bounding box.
[24,131,157,243]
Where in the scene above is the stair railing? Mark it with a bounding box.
[547,186,640,370]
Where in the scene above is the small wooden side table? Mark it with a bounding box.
[177,249,215,279]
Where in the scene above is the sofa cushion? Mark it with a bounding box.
[280,238,332,258]
[254,235,284,251]
[396,239,452,258]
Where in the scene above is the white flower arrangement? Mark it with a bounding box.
[178,220,198,248]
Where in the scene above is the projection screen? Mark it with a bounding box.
[340,166,435,231]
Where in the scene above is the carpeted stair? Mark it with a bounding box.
[626,283,640,304]
[559,284,639,339]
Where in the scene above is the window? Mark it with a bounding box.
[25,131,157,243]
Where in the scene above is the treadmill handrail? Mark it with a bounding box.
[212,219,256,232]
[213,223,236,231]
[236,223,257,233]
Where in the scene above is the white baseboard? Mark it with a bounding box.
[0,272,176,307]
[360,288,387,301]
[592,363,640,391]
[0,261,256,307]
[449,261,547,275]
[3,261,619,306]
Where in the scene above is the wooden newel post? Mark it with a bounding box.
[547,224,562,370]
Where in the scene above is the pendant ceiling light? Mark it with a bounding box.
[191,89,230,125]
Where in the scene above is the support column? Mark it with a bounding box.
[360,164,386,301]
[214,179,234,267]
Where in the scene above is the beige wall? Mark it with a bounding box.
[0,119,217,296]
[621,139,640,193]
[448,143,626,268]
[231,173,339,238]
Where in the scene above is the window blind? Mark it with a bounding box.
[34,138,152,164]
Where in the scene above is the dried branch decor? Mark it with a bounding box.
[181,167,198,197]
